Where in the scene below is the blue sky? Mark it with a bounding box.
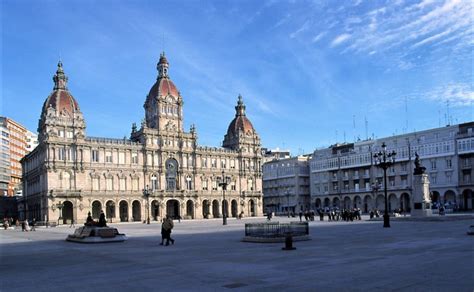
[2,0,473,155]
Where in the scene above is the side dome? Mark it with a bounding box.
[226,95,255,136]
[42,61,80,116]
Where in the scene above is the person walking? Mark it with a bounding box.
[69,218,75,228]
[30,218,36,231]
[161,216,175,246]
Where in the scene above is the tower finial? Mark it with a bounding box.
[235,94,246,116]
[157,52,169,78]
[53,60,68,90]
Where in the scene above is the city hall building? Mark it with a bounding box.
[21,53,263,224]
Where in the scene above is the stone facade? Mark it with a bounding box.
[21,53,263,224]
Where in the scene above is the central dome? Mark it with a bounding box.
[147,52,179,99]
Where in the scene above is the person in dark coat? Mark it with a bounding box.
[160,216,175,246]
[98,210,107,227]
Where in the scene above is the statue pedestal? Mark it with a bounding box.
[411,174,432,217]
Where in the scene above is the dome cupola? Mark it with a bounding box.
[226,95,255,137]
[42,61,80,117]
[38,61,85,142]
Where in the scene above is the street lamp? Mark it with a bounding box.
[56,201,64,224]
[373,142,396,228]
[371,182,381,211]
[218,170,231,225]
[142,185,151,224]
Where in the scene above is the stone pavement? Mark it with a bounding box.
[1,215,473,291]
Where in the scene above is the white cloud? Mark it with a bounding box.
[423,83,474,106]
[330,33,351,47]
[311,32,326,43]
[289,21,310,38]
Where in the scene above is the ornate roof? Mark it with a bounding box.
[226,95,255,136]
[147,52,179,99]
[42,61,80,115]
[148,77,179,99]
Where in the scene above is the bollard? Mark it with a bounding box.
[282,234,296,250]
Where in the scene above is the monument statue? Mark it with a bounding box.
[413,152,426,175]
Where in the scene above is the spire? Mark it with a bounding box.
[235,94,246,116]
[157,51,169,78]
[53,60,68,90]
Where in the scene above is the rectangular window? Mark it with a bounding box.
[106,151,113,163]
[58,130,64,137]
[389,178,395,187]
[132,178,139,191]
[119,178,126,190]
[91,150,99,162]
[401,163,407,171]
[66,131,73,138]
[333,182,338,191]
[58,148,65,161]
[354,170,359,177]
[355,182,359,191]
[106,178,113,190]
[231,181,236,191]
[92,177,99,190]
[118,152,125,164]
[202,157,207,168]
[230,159,235,169]
[211,159,217,168]
[446,159,452,168]
[221,159,226,169]
[212,180,217,190]
[132,152,138,164]
[431,160,437,170]
[202,180,208,190]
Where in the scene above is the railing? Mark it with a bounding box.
[244,222,309,238]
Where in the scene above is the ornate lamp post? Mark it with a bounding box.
[218,170,231,225]
[142,185,151,224]
[56,201,64,224]
[373,142,396,228]
[371,182,381,211]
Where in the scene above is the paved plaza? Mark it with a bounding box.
[1,215,473,291]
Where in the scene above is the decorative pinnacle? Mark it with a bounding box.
[53,60,68,90]
[235,94,246,116]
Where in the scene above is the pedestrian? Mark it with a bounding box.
[15,219,20,230]
[31,218,36,231]
[69,218,75,228]
[298,211,303,222]
[160,216,175,246]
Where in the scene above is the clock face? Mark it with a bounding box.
[166,96,173,103]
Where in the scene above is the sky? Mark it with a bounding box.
[2,0,473,155]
